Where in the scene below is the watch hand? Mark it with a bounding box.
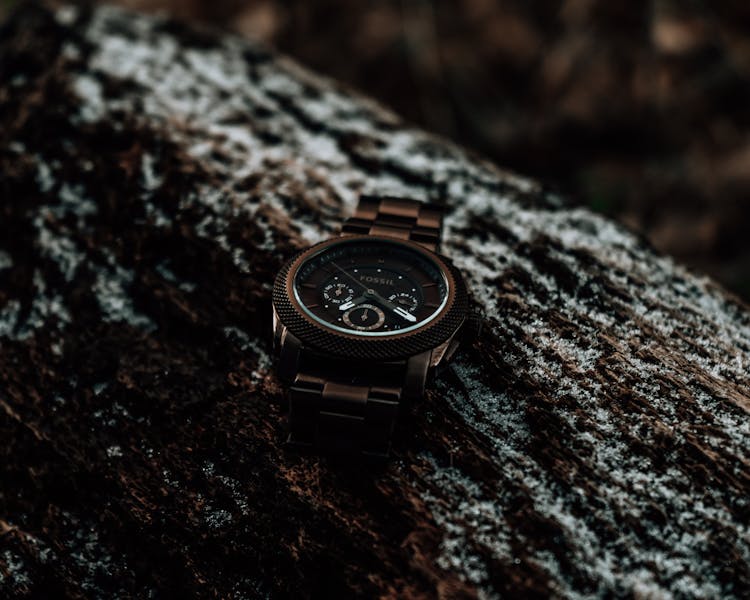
[339,296,366,311]
[367,290,417,323]
[393,306,417,322]
[370,291,398,312]
[329,262,417,323]
[330,262,368,291]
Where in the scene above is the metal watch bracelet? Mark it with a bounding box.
[286,196,444,456]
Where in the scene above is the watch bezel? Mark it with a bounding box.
[272,235,468,360]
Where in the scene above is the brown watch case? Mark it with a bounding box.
[272,234,469,362]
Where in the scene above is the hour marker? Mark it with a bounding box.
[307,303,320,309]
[422,282,437,288]
[424,302,439,308]
[301,283,316,289]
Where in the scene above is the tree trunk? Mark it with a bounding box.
[1,3,749,598]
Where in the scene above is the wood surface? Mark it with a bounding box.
[1,3,749,598]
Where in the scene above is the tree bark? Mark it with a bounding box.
[1,2,749,598]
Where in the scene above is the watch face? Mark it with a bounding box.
[293,238,449,337]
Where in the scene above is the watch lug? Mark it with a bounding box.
[430,317,468,368]
[440,335,462,367]
[272,305,283,351]
[430,311,481,372]
[429,335,455,368]
[275,322,303,385]
[404,350,431,400]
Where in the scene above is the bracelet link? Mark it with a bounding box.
[342,195,443,252]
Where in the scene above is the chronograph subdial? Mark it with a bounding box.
[342,303,385,331]
[322,281,354,305]
[388,292,419,313]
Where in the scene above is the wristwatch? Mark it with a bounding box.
[272,195,470,457]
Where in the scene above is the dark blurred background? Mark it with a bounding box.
[4,1,750,300]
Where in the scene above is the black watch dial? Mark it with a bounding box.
[293,238,449,337]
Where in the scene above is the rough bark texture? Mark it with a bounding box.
[1,3,749,598]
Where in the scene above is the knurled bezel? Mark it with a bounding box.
[272,235,468,361]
